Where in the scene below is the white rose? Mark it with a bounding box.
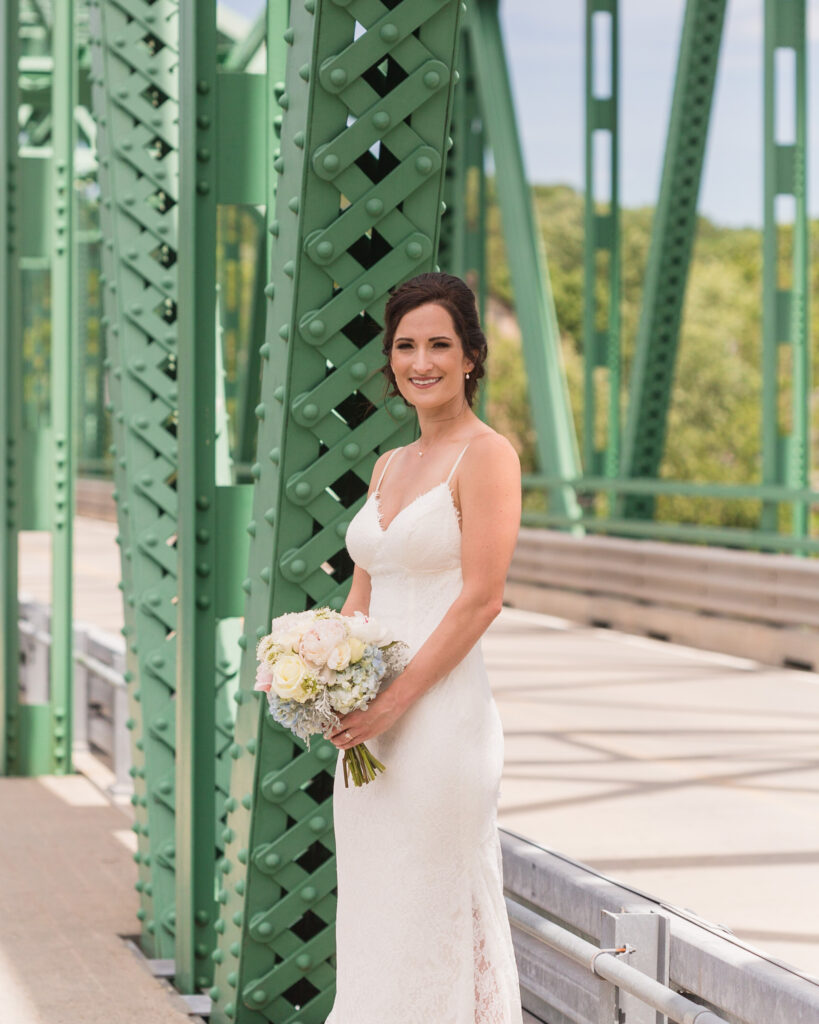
[327,641,352,671]
[347,611,392,647]
[270,654,311,703]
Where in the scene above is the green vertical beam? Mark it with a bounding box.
[176,0,219,994]
[618,0,727,519]
[49,0,77,775]
[761,0,809,538]
[209,1,466,1019]
[88,0,153,924]
[467,0,582,523]
[0,0,21,775]
[91,0,183,958]
[583,0,620,481]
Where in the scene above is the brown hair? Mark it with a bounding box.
[381,272,488,407]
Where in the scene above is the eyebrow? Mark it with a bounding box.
[394,334,453,342]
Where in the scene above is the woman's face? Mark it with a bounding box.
[389,302,474,409]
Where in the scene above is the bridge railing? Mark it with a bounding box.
[505,526,819,671]
[522,475,819,555]
[501,829,819,1024]
[18,596,132,792]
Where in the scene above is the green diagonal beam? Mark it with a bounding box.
[466,0,582,524]
[618,0,727,519]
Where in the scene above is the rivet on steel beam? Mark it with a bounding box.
[336,520,349,538]
[305,0,316,11]
[278,92,289,109]
[365,198,384,217]
[269,220,280,236]
[424,70,441,89]
[299,63,310,81]
[197,181,210,195]
[293,131,305,148]
[263,507,276,525]
[406,241,424,259]
[416,155,434,175]
[283,260,295,277]
[246,738,257,754]
[255,402,266,419]
[246,520,257,537]
[284,27,295,44]
[274,385,285,402]
[196,148,211,163]
[380,23,399,42]
[197,80,211,95]
[251,463,262,479]
[308,319,325,338]
[278,323,290,340]
[301,403,319,421]
[316,240,334,259]
[241,578,252,594]
[259,342,271,359]
[294,482,311,500]
[229,743,242,759]
[372,111,390,130]
[288,196,300,213]
[343,441,361,459]
[228,972,238,987]
[197,114,211,129]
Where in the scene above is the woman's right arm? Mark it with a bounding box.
[339,448,393,617]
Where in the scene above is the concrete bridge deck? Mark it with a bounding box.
[7,516,819,1020]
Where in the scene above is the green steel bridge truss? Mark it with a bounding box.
[0,0,814,1020]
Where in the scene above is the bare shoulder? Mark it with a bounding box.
[461,429,521,483]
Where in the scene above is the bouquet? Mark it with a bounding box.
[254,607,408,787]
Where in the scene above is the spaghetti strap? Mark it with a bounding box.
[374,447,402,493]
[445,443,470,485]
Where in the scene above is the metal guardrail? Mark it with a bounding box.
[501,829,819,1024]
[18,596,132,793]
[506,527,819,669]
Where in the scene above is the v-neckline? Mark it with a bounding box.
[370,482,460,535]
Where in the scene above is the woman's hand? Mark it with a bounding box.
[325,687,405,750]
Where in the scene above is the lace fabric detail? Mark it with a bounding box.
[327,464,523,1024]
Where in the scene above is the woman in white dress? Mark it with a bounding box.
[324,272,523,1024]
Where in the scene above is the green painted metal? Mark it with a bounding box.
[90,0,183,958]
[466,0,582,524]
[176,0,220,991]
[583,0,620,482]
[88,0,154,928]
[618,0,727,520]
[761,0,809,538]
[208,1,465,1019]
[0,0,21,775]
[48,0,77,777]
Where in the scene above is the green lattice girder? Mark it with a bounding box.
[761,0,809,536]
[88,5,154,925]
[1,0,21,775]
[583,0,620,481]
[209,1,466,1020]
[90,0,184,958]
[465,0,582,521]
[618,0,727,519]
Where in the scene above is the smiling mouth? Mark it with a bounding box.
[409,377,442,388]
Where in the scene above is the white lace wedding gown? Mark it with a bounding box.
[325,444,523,1024]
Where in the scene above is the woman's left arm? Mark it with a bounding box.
[328,435,521,749]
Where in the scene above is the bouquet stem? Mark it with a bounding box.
[342,742,386,788]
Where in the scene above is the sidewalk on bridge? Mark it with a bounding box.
[0,762,196,1024]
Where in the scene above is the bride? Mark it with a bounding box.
[324,272,523,1024]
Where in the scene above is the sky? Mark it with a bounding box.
[218,0,819,228]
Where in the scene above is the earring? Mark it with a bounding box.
[465,372,470,379]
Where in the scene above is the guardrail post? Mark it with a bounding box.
[110,657,133,795]
[600,910,670,1024]
[73,625,90,754]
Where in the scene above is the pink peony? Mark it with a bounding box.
[298,618,347,667]
[254,661,275,693]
